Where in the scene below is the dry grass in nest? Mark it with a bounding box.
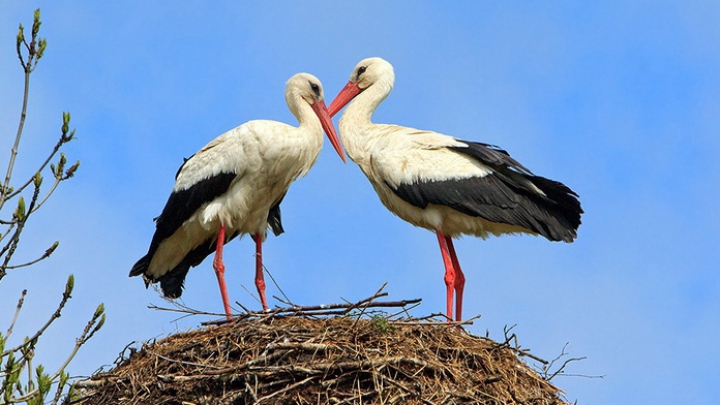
[70,312,572,405]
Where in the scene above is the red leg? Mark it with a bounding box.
[253,234,269,311]
[212,224,233,319]
[436,231,455,321]
[445,235,465,322]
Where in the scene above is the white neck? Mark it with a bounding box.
[338,76,394,161]
[288,95,323,137]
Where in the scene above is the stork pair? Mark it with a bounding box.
[130,58,583,321]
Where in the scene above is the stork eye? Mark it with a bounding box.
[309,82,321,97]
[357,65,367,78]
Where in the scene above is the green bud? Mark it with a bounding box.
[62,111,71,133]
[14,197,26,221]
[59,371,69,388]
[20,337,34,357]
[94,303,105,318]
[32,9,41,36]
[34,364,45,379]
[65,161,80,178]
[37,367,52,399]
[65,274,75,295]
[46,241,59,257]
[55,153,67,177]
[17,24,25,46]
[66,384,77,402]
[5,351,16,376]
[37,38,47,59]
[96,313,107,330]
[33,171,43,187]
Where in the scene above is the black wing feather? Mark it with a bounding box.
[152,171,237,248]
[175,154,195,180]
[267,192,286,237]
[453,142,532,174]
[130,147,295,299]
[155,230,241,298]
[129,169,237,279]
[154,191,287,297]
[388,141,582,242]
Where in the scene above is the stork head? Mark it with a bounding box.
[328,57,395,117]
[286,73,346,162]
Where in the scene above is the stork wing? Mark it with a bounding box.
[371,131,582,242]
[138,134,245,267]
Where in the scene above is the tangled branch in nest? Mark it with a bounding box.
[148,283,428,326]
[70,309,572,404]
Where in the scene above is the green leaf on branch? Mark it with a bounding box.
[62,111,70,134]
[13,197,27,222]
[33,172,43,188]
[37,38,47,59]
[16,24,24,47]
[52,153,67,178]
[65,161,80,179]
[28,365,53,405]
[2,8,105,405]
[32,9,42,36]
[65,274,75,297]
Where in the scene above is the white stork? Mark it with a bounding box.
[130,73,345,318]
[328,57,582,321]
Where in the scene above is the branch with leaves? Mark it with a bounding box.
[0,8,79,281]
[0,9,106,405]
[1,276,106,405]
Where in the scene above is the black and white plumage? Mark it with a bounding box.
[130,73,345,318]
[328,57,582,321]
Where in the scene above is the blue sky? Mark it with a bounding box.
[1,2,718,403]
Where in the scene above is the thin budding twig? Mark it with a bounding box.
[4,289,27,340]
[4,242,58,270]
[0,166,41,275]
[0,67,31,211]
[4,136,74,203]
[1,277,72,356]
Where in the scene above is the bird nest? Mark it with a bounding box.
[70,295,572,405]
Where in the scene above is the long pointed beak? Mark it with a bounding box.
[328,81,362,118]
[311,100,346,163]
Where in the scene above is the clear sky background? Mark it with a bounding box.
[1,2,718,404]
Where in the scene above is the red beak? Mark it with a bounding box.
[311,100,346,163]
[328,81,362,118]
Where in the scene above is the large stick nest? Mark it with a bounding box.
[71,311,570,405]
